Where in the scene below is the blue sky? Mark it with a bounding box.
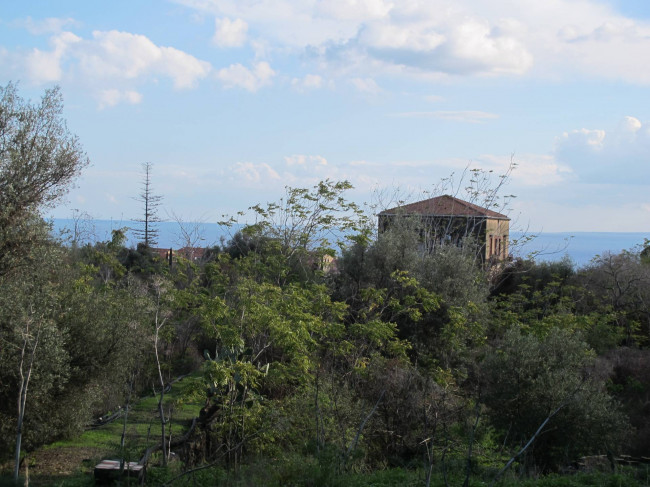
[1,0,650,232]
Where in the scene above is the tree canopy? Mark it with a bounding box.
[0,82,88,277]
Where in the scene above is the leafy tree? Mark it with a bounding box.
[0,82,88,277]
[641,238,650,264]
[606,347,650,456]
[481,328,629,472]
[0,83,87,482]
[0,240,150,481]
[247,180,363,254]
[335,231,488,375]
[78,228,128,286]
[574,250,650,346]
[491,257,575,299]
[223,180,364,284]
[0,245,69,482]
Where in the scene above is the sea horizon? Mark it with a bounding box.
[50,219,647,268]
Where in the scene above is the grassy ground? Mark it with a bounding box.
[0,374,204,486]
[2,371,649,486]
[128,460,650,487]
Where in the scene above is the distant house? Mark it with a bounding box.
[152,246,207,267]
[377,195,510,261]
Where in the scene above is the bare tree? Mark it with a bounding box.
[132,162,163,248]
[64,209,96,248]
[168,210,208,261]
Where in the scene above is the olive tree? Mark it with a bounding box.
[0,83,88,277]
[482,328,628,473]
[0,83,87,482]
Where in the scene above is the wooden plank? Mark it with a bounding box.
[94,459,145,485]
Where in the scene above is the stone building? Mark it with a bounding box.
[377,195,510,261]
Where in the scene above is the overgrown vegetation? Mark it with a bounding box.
[1,83,649,486]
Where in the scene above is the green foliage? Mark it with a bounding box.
[0,240,154,459]
[490,258,624,353]
[0,244,71,455]
[0,82,88,277]
[221,179,365,285]
[481,328,630,472]
[2,176,643,484]
[573,250,650,346]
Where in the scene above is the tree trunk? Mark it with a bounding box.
[14,320,40,484]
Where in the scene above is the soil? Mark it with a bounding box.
[1,446,110,486]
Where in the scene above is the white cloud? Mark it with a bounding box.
[316,0,393,21]
[557,128,606,152]
[97,89,143,109]
[217,61,275,91]
[24,31,80,84]
[9,29,211,98]
[312,155,328,166]
[443,18,533,75]
[285,154,328,166]
[291,74,323,91]
[157,44,212,89]
[25,49,63,83]
[16,16,77,35]
[359,22,446,51]
[231,161,281,184]
[78,30,211,89]
[474,154,572,187]
[173,0,650,84]
[350,77,381,94]
[616,116,642,142]
[213,17,248,47]
[554,116,650,183]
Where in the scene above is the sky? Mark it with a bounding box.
[1,0,650,233]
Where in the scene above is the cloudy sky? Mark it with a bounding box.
[1,0,650,232]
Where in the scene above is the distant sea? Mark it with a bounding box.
[51,219,647,269]
[509,231,647,267]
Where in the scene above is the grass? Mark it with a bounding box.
[0,373,204,486]
[49,374,203,454]
[3,371,649,486]
[127,460,650,487]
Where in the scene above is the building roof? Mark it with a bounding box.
[379,195,509,220]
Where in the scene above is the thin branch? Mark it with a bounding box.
[343,389,386,467]
[489,396,573,487]
[159,428,264,486]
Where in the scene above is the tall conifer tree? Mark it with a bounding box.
[132,162,163,247]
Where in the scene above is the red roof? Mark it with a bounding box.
[379,195,509,220]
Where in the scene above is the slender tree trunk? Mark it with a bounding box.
[423,409,438,487]
[120,373,135,474]
[342,389,385,470]
[490,399,572,487]
[14,319,40,484]
[463,400,481,487]
[155,346,167,466]
[153,292,168,467]
[314,371,322,454]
